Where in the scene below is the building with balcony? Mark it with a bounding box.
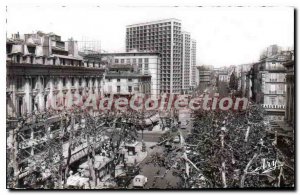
[190,39,197,87]
[218,71,229,83]
[6,32,105,118]
[99,52,160,98]
[181,31,191,91]
[6,32,106,183]
[250,45,292,121]
[103,64,151,97]
[126,18,182,94]
[197,66,212,88]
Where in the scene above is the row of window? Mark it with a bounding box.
[116,86,132,93]
[14,77,100,91]
[127,30,173,35]
[115,58,148,63]
[9,54,102,69]
[268,96,285,105]
[127,22,173,30]
[107,78,133,82]
[114,58,150,71]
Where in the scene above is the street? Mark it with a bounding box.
[128,145,182,189]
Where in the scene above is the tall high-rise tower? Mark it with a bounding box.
[126,18,182,94]
[190,39,197,86]
[181,31,191,90]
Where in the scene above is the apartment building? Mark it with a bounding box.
[197,66,212,87]
[126,18,182,94]
[6,32,105,118]
[100,52,160,98]
[6,31,106,180]
[190,39,197,87]
[250,45,291,121]
[103,64,152,96]
[181,31,191,91]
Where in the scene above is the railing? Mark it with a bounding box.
[261,104,285,109]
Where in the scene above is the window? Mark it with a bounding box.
[138,58,143,65]
[126,59,130,64]
[279,84,285,94]
[6,44,12,54]
[53,78,58,87]
[117,86,121,93]
[32,78,37,89]
[18,98,23,116]
[144,58,149,70]
[132,58,137,65]
[270,62,276,69]
[278,97,284,105]
[270,97,276,105]
[63,78,66,87]
[120,59,125,64]
[128,86,132,93]
[115,59,119,63]
[92,78,96,86]
[270,84,275,93]
[128,78,132,82]
[17,78,23,90]
[85,78,89,87]
[43,77,49,89]
[71,78,75,86]
[27,46,36,54]
[79,78,82,86]
[16,55,20,63]
[117,79,120,82]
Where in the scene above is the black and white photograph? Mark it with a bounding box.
[4,2,295,190]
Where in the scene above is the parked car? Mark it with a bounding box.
[133,175,148,188]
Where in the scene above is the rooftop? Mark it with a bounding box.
[101,51,161,56]
[105,72,151,79]
[126,18,181,27]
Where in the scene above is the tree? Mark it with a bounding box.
[186,104,292,188]
[7,108,68,189]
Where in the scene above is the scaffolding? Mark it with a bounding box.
[77,36,102,54]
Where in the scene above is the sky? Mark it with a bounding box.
[6,6,294,67]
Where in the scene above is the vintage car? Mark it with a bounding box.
[132,175,148,188]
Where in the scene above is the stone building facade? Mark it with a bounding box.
[6,32,105,118]
[100,52,159,98]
